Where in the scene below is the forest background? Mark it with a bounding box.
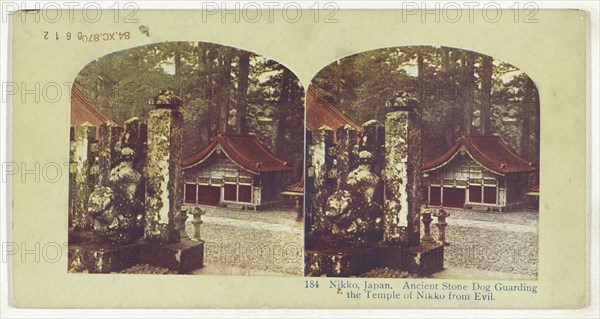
[75,41,305,179]
[311,46,540,164]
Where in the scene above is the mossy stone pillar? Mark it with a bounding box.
[308,125,334,233]
[383,106,421,245]
[144,108,183,243]
[97,123,122,186]
[73,122,96,230]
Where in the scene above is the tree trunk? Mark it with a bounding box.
[460,52,475,134]
[236,52,250,134]
[522,78,539,160]
[480,55,493,135]
[205,44,219,136]
[276,68,292,155]
[417,48,425,104]
[196,44,213,141]
[220,50,232,132]
[174,49,181,76]
[520,117,531,158]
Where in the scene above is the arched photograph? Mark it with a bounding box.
[67,42,305,276]
[305,46,539,280]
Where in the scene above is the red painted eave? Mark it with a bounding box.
[421,134,538,175]
[70,85,117,128]
[182,133,291,173]
[306,86,362,133]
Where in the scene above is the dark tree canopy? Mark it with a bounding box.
[311,46,540,165]
[74,41,305,177]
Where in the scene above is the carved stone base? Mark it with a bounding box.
[68,230,204,274]
[304,237,444,277]
[139,240,204,274]
[68,236,143,273]
[305,245,380,277]
[378,242,445,275]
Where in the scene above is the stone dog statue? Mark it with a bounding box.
[324,150,384,245]
[87,148,144,244]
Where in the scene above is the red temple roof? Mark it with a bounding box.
[306,86,362,134]
[421,134,537,175]
[182,133,291,173]
[71,85,117,128]
[282,174,304,195]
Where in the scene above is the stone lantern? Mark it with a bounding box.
[434,208,450,246]
[420,207,435,243]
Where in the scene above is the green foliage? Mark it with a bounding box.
[74,41,304,168]
[311,46,540,164]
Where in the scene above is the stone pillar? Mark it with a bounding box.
[121,117,148,174]
[144,108,183,243]
[97,123,122,186]
[406,106,422,245]
[382,107,421,244]
[73,122,96,230]
[308,125,334,233]
[335,125,357,186]
[359,120,385,174]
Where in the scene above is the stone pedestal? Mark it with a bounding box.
[305,245,380,277]
[139,240,204,274]
[305,240,444,277]
[144,108,183,244]
[68,230,204,274]
[69,243,142,273]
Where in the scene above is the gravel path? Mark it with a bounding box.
[119,206,303,276]
[432,224,538,277]
[197,206,304,276]
[200,205,301,227]
[351,207,539,279]
[203,215,302,234]
[449,218,537,233]
[199,223,303,276]
[440,207,539,225]
[425,207,539,277]
[120,206,537,277]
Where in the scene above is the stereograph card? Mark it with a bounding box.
[5,3,590,310]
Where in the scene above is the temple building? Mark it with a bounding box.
[181,133,292,210]
[283,86,364,215]
[421,134,537,212]
[71,85,118,136]
[305,86,362,140]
